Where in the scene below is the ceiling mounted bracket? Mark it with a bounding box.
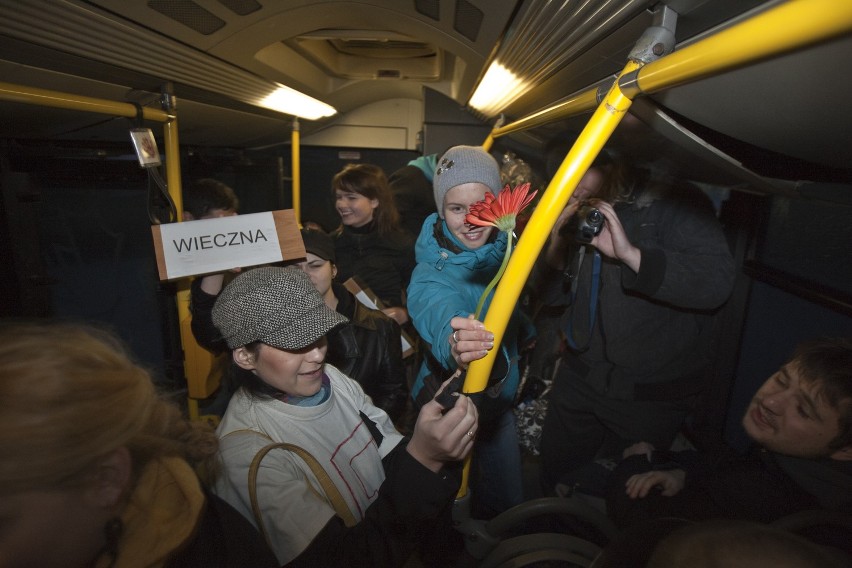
[629,5,678,64]
[619,5,678,98]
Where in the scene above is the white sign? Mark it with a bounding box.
[152,210,304,280]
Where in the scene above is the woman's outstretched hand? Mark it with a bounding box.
[448,314,494,368]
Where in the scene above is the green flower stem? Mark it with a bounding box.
[474,229,513,320]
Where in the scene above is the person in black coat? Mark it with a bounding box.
[538,154,735,493]
[330,163,415,327]
[388,153,438,237]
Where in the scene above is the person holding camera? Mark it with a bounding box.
[536,150,735,497]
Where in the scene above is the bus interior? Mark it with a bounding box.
[1,0,851,560]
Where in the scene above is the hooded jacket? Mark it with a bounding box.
[407,213,533,409]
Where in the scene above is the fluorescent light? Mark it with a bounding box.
[468,0,645,118]
[468,61,530,117]
[259,85,337,120]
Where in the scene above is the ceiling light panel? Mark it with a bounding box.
[0,0,335,119]
[469,0,650,117]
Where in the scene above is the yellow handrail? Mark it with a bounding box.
[0,80,218,419]
[465,0,852,393]
[622,0,852,98]
[0,81,170,122]
[466,60,639,395]
[460,0,852,499]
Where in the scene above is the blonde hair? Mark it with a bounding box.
[0,321,218,493]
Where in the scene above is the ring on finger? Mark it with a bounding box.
[466,430,475,438]
[452,330,461,344]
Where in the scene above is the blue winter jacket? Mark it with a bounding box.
[407,213,533,407]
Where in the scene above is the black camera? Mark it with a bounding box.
[560,203,605,243]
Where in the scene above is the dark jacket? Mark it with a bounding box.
[189,277,408,422]
[290,443,462,567]
[332,222,415,308]
[607,444,852,528]
[388,164,435,237]
[167,490,279,568]
[327,281,408,422]
[543,181,735,401]
[190,277,229,355]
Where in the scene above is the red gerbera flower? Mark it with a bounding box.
[464,182,538,319]
[466,182,537,232]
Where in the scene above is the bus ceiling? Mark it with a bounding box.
[0,0,850,192]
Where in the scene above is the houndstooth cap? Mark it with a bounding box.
[212,266,348,350]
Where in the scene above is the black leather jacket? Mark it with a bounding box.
[327,282,408,422]
[190,278,408,422]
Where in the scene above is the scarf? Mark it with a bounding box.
[96,457,205,568]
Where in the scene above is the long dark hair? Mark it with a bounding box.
[331,163,403,236]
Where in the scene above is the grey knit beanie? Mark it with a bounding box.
[433,145,502,217]
[212,266,348,350]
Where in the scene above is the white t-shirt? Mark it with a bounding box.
[213,364,404,565]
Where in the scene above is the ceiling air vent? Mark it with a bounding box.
[454,0,483,42]
[216,0,261,16]
[219,0,262,16]
[148,0,225,35]
[415,0,440,21]
[287,31,441,81]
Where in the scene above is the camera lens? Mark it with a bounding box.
[587,209,604,226]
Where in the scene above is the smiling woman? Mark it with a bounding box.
[208,266,479,567]
[330,163,416,324]
[406,145,536,520]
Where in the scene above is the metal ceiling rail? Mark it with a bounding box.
[488,0,852,139]
[0,79,220,419]
[0,81,170,122]
[465,0,852,392]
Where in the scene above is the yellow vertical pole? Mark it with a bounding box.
[463,59,640,393]
[455,61,640,498]
[163,123,182,216]
[292,118,301,226]
[159,100,199,421]
[160,84,182,218]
